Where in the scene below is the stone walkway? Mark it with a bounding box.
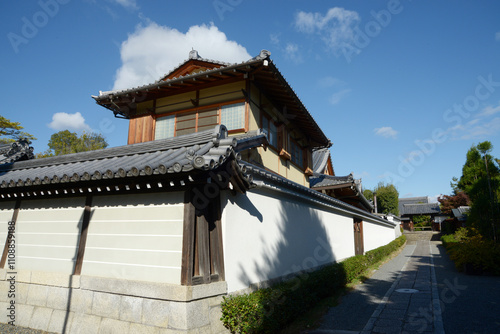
[360,236,442,333]
[308,232,444,334]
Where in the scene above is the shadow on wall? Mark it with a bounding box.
[236,193,338,289]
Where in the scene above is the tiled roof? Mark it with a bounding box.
[243,162,394,228]
[309,172,373,212]
[309,173,354,188]
[452,206,470,221]
[0,139,34,164]
[93,50,331,148]
[401,203,440,215]
[398,196,429,214]
[0,126,252,196]
[312,148,330,174]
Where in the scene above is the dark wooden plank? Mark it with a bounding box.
[210,195,225,281]
[73,195,92,275]
[0,200,21,269]
[181,192,196,285]
[197,214,210,283]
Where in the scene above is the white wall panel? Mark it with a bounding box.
[222,188,355,293]
[363,219,396,253]
[16,197,85,273]
[82,192,184,284]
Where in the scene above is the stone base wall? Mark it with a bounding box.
[0,270,228,334]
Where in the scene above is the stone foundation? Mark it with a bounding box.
[0,269,228,334]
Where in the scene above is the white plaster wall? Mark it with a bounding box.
[394,221,402,238]
[82,192,183,284]
[16,197,85,273]
[0,201,16,257]
[221,187,355,293]
[363,218,397,253]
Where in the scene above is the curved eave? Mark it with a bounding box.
[92,58,265,117]
[93,58,331,148]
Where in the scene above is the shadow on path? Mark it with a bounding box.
[433,241,500,333]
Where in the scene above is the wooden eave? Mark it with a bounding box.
[162,59,225,80]
[94,59,330,148]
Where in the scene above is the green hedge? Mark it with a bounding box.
[220,235,406,333]
[441,227,500,275]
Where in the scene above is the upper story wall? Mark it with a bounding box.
[94,52,330,188]
[128,79,312,186]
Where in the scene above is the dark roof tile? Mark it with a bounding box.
[0,126,256,192]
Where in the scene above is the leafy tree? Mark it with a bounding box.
[373,182,399,215]
[455,142,500,241]
[413,215,431,226]
[363,189,373,202]
[37,130,108,157]
[0,115,36,144]
[438,192,470,215]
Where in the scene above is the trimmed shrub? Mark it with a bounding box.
[441,228,500,275]
[220,235,406,333]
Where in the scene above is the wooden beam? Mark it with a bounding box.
[0,200,21,269]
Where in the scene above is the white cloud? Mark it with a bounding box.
[270,33,280,45]
[329,89,351,105]
[318,76,345,88]
[374,126,398,139]
[113,23,251,90]
[113,0,137,9]
[294,7,360,53]
[479,102,500,117]
[443,101,500,140]
[48,112,91,131]
[284,43,302,64]
[458,117,500,140]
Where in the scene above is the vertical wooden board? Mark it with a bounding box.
[197,215,210,281]
[127,118,137,145]
[142,115,153,142]
[135,117,144,144]
[181,200,195,285]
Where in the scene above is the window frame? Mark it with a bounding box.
[153,99,247,139]
[261,113,278,150]
[289,137,304,169]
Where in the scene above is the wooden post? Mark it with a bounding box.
[73,195,92,275]
[0,200,21,269]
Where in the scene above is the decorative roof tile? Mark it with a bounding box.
[0,139,34,165]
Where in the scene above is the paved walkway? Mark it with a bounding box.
[306,232,500,334]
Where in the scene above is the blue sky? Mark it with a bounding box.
[2,0,500,201]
